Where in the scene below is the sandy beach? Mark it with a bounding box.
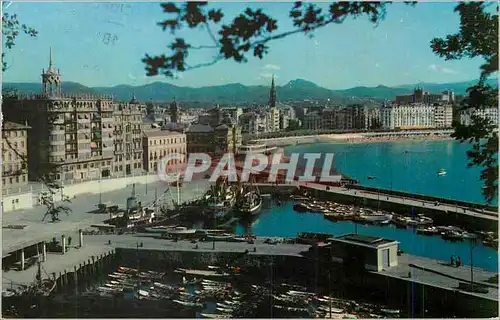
[250,130,454,147]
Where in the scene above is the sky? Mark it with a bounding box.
[1,1,491,89]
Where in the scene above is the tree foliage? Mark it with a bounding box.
[2,12,38,72]
[143,1,416,77]
[431,2,498,204]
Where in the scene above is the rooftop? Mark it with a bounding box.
[143,129,185,138]
[333,233,398,248]
[3,121,31,131]
[187,123,214,133]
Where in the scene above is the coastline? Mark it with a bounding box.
[250,131,454,147]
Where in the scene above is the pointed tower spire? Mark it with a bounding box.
[269,74,276,108]
[49,47,53,70]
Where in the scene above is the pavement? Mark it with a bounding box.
[2,179,210,254]
[379,254,499,301]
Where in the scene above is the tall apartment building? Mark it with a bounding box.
[143,129,186,173]
[2,121,30,191]
[380,103,446,130]
[460,108,499,126]
[3,53,116,181]
[113,103,144,176]
[3,50,146,181]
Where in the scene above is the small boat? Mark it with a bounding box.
[441,230,464,241]
[216,307,233,313]
[380,308,400,316]
[437,169,446,176]
[216,302,235,309]
[293,202,310,213]
[361,212,393,224]
[416,226,439,235]
[173,300,204,308]
[201,314,231,319]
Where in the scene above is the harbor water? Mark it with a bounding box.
[233,201,498,272]
[284,140,497,205]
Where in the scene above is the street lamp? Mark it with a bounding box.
[469,235,479,292]
[367,175,381,211]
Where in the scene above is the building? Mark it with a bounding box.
[142,129,186,173]
[169,100,180,123]
[396,88,455,104]
[223,107,243,124]
[2,122,30,192]
[303,112,322,130]
[113,103,144,176]
[460,108,499,127]
[380,103,437,130]
[3,50,116,181]
[434,104,454,128]
[328,234,399,272]
[269,107,280,132]
[186,106,242,155]
[239,112,260,135]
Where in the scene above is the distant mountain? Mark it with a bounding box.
[3,81,96,95]
[3,78,497,104]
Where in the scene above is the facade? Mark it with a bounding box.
[328,234,399,272]
[3,53,116,181]
[223,107,243,124]
[269,107,280,132]
[2,49,146,182]
[186,106,242,154]
[434,104,454,128]
[460,108,499,127]
[113,104,144,176]
[303,112,322,130]
[239,112,260,135]
[2,122,30,192]
[143,129,186,173]
[396,88,455,104]
[380,103,438,130]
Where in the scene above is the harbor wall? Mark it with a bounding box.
[348,185,498,213]
[304,187,497,232]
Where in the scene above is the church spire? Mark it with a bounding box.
[48,47,53,70]
[269,74,276,108]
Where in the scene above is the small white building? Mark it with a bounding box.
[328,234,399,272]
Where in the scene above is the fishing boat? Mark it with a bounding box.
[380,308,400,316]
[237,190,262,216]
[162,226,197,239]
[437,169,446,176]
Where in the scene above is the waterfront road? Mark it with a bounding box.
[2,179,210,255]
[290,182,498,221]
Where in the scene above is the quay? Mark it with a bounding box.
[255,182,498,231]
[4,232,497,318]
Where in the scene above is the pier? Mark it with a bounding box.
[254,182,497,231]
